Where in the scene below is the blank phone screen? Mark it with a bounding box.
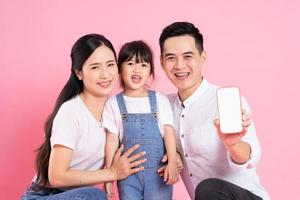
[217,87,243,133]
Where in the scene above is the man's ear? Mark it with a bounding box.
[200,51,207,63]
[160,55,165,71]
[75,69,83,80]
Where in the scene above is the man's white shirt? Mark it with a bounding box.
[168,78,270,200]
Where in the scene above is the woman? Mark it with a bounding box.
[21,34,146,200]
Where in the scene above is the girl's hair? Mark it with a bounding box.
[35,34,116,187]
[117,40,155,88]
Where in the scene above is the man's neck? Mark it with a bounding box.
[178,77,203,102]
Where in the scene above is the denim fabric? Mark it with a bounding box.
[21,182,107,200]
[195,178,263,200]
[116,90,172,200]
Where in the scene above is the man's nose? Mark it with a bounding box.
[174,58,185,69]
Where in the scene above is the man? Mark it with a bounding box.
[159,22,270,200]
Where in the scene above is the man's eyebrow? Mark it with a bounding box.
[164,53,175,57]
[106,60,116,64]
[164,51,194,57]
[183,51,194,55]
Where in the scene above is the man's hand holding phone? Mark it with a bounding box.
[215,86,252,164]
[214,109,252,148]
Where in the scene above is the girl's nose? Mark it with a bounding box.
[133,63,142,72]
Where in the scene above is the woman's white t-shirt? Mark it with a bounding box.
[50,95,106,171]
[102,92,174,140]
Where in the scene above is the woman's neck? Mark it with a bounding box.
[79,91,106,121]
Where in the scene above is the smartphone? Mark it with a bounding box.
[216,86,243,134]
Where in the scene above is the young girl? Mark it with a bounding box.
[103,40,179,200]
[21,34,146,200]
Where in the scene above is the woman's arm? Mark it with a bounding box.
[48,144,146,188]
[104,131,119,197]
[105,131,119,168]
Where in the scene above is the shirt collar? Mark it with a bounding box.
[175,78,210,108]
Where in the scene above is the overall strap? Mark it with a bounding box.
[116,92,128,120]
[148,90,158,119]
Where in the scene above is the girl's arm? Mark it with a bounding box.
[163,125,179,184]
[48,143,145,188]
[164,125,177,163]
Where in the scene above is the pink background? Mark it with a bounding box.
[1,0,299,199]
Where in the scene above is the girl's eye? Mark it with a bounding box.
[127,62,134,66]
[142,63,150,67]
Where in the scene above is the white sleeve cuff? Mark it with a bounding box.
[226,149,254,171]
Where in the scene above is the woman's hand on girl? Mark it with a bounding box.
[110,144,146,180]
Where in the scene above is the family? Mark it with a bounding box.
[21,22,270,200]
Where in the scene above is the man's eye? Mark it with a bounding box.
[107,63,115,67]
[167,57,175,61]
[184,55,193,59]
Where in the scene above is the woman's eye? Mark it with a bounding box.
[91,66,99,69]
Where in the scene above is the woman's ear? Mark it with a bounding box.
[75,70,83,80]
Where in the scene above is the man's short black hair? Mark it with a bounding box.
[159,22,204,55]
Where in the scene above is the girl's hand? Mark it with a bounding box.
[104,181,115,199]
[157,153,183,176]
[163,161,179,185]
[110,144,147,180]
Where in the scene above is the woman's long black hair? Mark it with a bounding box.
[35,34,116,187]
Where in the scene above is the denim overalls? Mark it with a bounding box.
[116,90,172,200]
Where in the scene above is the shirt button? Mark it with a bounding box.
[190,173,193,177]
[181,114,185,118]
[181,134,184,138]
[185,154,188,157]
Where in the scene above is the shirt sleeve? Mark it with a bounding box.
[157,93,174,127]
[227,96,262,170]
[50,103,80,150]
[102,97,119,135]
